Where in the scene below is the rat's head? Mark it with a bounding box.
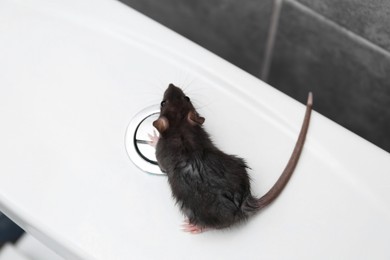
[153,84,205,134]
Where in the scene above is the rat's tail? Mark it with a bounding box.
[255,92,313,210]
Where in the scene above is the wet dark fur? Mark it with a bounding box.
[154,84,312,229]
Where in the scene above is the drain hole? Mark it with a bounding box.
[134,113,159,165]
[125,105,163,175]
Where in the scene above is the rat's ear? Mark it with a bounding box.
[153,116,169,133]
[187,111,205,126]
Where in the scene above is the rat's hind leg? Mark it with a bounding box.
[181,219,210,234]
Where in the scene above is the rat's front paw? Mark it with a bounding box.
[148,130,159,148]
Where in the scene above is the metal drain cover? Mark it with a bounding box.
[125,105,163,175]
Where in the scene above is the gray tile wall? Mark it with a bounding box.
[120,0,273,76]
[296,0,390,52]
[118,0,390,153]
[268,0,390,151]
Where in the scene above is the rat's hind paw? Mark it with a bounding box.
[181,220,209,234]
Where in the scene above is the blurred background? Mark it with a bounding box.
[2,0,389,250]
[0,213,24,249]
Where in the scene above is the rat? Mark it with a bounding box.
[149,83,313,233]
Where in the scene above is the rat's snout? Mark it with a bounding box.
[164,83,177,97]
[167,83,178,93]
[164,83,185,101]
[167,83,180,93]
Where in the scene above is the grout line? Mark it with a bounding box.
[260,0,283,81]
[286,0,390,59]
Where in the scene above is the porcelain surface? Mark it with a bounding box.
[0,0,389,259]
